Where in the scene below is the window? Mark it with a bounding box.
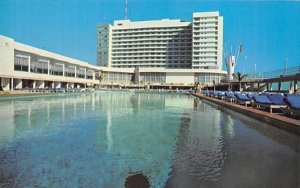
[30,60,48,74]
[51,64,63,76]
[14,56,29,72]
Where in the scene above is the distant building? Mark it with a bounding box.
[97,11,223,70]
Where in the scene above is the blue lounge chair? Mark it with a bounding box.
[268,94,286,105]
[75,88,81,92]
[209,91,218,98]
[236,93,251,101]
[254,95,272,104]
[56,88,65,93]
[217,91,226,100]
[253,94,287,113]
[43,88,50,92]
[281,95,300,118]
[235,93,251,106]
[213,91,219,98]
[202,90,209,96]
[49,88,55,93]
[285,95,300,109]
[32,88,39,92]
[225,92,236,103]
[247,92,258,100]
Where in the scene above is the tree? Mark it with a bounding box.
[99,74,104,83]
[95,73,104,87]
[232,72,247,91]
[194,82,199,93]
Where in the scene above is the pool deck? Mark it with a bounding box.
[0,90,88,97]
[194,94,300,135]
[0,91,49,97]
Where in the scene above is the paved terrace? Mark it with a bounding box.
[194,93,300,135]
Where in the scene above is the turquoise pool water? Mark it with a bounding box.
[0,91,299,188]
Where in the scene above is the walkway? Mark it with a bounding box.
[194,93,300,135]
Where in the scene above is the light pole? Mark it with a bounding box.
[285,58,288,74]
[243,56,247,75]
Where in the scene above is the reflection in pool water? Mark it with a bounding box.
[0,91,299,188]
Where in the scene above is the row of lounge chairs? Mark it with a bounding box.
[14,87,85,93]
[202,90,300,118]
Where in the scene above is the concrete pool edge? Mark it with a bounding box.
[0,90,90,98]
[193,94,300,135]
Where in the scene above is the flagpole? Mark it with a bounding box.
[285,58,288,69]
[236,43,242,65]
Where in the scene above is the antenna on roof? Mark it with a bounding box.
[125,0,129,20]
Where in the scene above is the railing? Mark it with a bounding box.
[247,66,300,79]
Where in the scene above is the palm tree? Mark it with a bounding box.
[95,73,104,88]
[212,80,216,92]
[99,74,104,83]
[232,72,247,91]
[194,82,200,93]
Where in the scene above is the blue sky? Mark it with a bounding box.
[0,0,299,73]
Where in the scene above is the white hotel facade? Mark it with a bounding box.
[0,11,226,91]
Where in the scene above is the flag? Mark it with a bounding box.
[239,43,243,54]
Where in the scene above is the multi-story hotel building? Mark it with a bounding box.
[97,11,223,70]
[0,12,226,91]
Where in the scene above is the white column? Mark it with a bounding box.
[28,56,31,72]
[48,61,50,75]
[11,78,13,90]
[32,81,36,88]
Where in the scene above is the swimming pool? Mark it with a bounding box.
[0,91,299,187]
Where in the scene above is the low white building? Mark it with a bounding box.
[0,35,100,91]
[0,34,226,91]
